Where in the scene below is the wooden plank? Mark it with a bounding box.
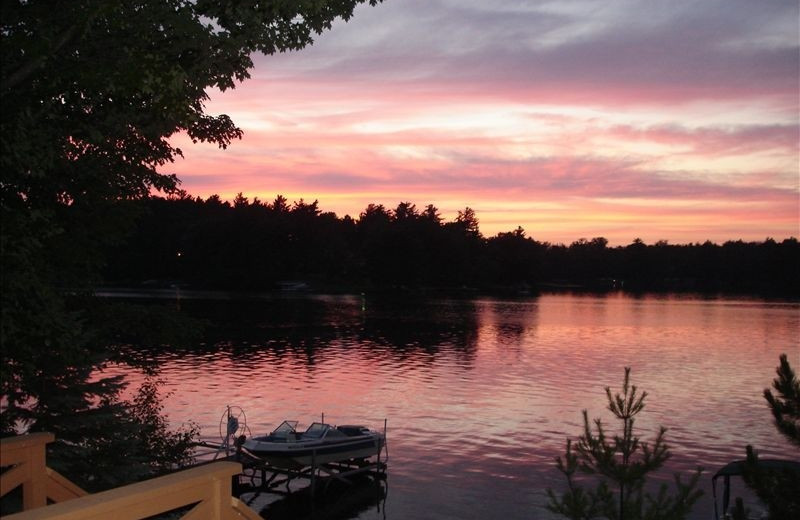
[0,434,53,466]
[179,501,210,520]
[0,463,28,496]
[1,432,54,511]
[0,433,55,451]
[45,468,88,502]
[230,497,263,520]
[5,462,245,520]
[24,443,48,510]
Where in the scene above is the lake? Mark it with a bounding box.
[99,291,799,519]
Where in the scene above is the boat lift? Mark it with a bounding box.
[195,408,388,501]
[233,438,388,500]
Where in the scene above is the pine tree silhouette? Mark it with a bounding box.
[741,354,800,519]
[547,367,702,520]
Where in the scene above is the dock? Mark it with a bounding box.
[191,411,389,512]
[2,429,386,519]
[194,438,388,501]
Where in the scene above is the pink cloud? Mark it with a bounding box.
[598,124,799,157]
[161,0,799,245]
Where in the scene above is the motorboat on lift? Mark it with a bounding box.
[242,420,385,469]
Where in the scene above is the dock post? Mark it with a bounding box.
[310,449,317,499]
[383,418,389,470]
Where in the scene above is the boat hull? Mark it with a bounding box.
[244,434,384,469]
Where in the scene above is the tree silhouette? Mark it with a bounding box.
[547,368,703,520]
[102,195,800,295]
[422,204,443,223]
[271,194,291,213]
[1,0,382,489]
[455,206,481,237]
[233,192,250,208]
[394,201,419,221]
[739,354,800,519]
[764,354,800,448]
[485,227,543,287]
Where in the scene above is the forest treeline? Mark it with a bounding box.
[103,193,799,296]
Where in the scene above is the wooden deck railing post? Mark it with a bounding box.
[1,432,56,510]
[24,434,48,510]
[2,434,259,519]
[5,462,261,520]
[210,471,223,520]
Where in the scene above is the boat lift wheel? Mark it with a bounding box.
[219,406,248,441]
[217,405,252,456]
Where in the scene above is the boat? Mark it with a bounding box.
[242,420,385,469]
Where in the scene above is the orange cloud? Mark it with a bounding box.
[161,0,799,246]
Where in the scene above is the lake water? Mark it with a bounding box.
[101,291,799,519]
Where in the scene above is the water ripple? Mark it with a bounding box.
[99,293,798,520]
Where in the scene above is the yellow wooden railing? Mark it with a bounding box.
[1,433,87,510]
[1,433,261,520]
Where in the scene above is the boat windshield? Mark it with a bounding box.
[302,422,330,439]
[271,420,298,436]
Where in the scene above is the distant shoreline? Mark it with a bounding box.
[90,284,799,302]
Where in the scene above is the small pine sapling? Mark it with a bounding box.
[547,367,702,520]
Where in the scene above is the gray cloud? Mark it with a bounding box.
[254,0,799,104]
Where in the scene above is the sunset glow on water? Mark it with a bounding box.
[100,293,799,519]
[5,1,799,518]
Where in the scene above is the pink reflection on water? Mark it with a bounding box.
[99,293,798,519]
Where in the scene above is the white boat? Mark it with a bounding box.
[242,420,385,469]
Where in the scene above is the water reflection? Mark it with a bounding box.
[101,293,799,520]
[244,476,387,520]
[479,299,539,347]
[128,296,484,372]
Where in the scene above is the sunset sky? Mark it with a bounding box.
[165,0,799,246]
